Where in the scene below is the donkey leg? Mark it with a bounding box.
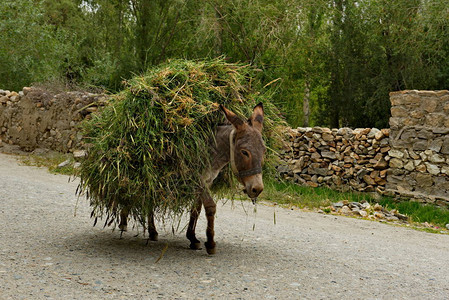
[118,208,129,232]
[186,198,203,250]
[203,192,217,255]
[148,212,158,241]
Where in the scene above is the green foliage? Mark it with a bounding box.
[0,0,67,90]
[2,0,449,127]
[76,58,285,225]
[19,151,74,175]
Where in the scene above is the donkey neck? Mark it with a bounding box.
[201,125,233,188]
[213,124,234,166]
[228,128,239,176]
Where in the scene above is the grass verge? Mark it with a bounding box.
[258,178,449,229]
[18,151,75,175]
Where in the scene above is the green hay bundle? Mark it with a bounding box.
[76,58,285,228]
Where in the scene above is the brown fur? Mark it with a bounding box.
[120,103,265,254]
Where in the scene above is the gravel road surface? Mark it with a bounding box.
[1,152,448,299]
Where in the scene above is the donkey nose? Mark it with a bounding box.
[248,183,264,198]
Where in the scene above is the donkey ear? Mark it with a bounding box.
[220,105,245,129]
[249,102,264,132]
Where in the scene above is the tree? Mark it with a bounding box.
[0,0,67,90]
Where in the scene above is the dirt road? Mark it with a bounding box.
[1,152,448,299]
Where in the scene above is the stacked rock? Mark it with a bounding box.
[277,126,390,193]
[387,90,449,205]
[329,200,408,222]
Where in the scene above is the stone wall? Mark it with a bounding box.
[387,90,449,205]
[0,87,107,152]
[277,127,390,193]
[1,86,448,206]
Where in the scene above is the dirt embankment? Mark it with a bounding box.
[0,87,107,152]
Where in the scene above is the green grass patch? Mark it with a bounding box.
[259,178,376,208]
[258,178,449,229]
[19,151,75,175]
[375,198,449,228]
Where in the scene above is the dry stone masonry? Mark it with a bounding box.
[0,87,107,152]
[387,90,449,206]
[277,127,390,193]
[1,87,448,207]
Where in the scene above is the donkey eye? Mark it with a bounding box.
[241,150,250,157]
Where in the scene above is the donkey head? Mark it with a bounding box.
[221,103,266,202]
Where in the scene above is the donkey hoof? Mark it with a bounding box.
[149,233,159,241]
[118,224,127,232]
[190,242,202,250]
[205,242,216,255]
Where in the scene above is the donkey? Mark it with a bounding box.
[119,103,266,254]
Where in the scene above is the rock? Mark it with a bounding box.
[429,153,445,163]
[322,133,334,141]
[73,162,81,169]
[349,202,360,208]
[337,127,352,136]
[321,151,336,159]
[446,224,449,230]
[374,131,384,140]
[311,152,321,161]
[429,139,443,152]
[7,91,18,97]
[73,150,87,158]
[394,212,408,221]
[389,158,404,169]
[22,87,32,95]
[339,206,352,215]
[424,162,440,175]
[373,203,382,211]
[416,163,427,173]
[58,159,71,168]
[386,215,399,221]
[360,202,371,210]
[363,175,376,185]
[306,181,319,188]
[374,211,385,219]
[441,166,449,175]
[415,173,433,187]
[366,128,379,139]
[311,168,328,176]
[404,161,415,171]
[358,210,368,217]
[413,140,428,151]
[391,106,408,117]
[373,158,388,170]
[332,202,344,209]
[380,145,391,153]
[388,149,404,158]
[277,165,289,173]
[0,96,8,103]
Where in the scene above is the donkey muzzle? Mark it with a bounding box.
[243,173,264,200]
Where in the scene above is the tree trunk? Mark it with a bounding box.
[302,82,310,127]
[213,4,223,56]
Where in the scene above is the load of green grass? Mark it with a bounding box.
[76,58,285,228]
